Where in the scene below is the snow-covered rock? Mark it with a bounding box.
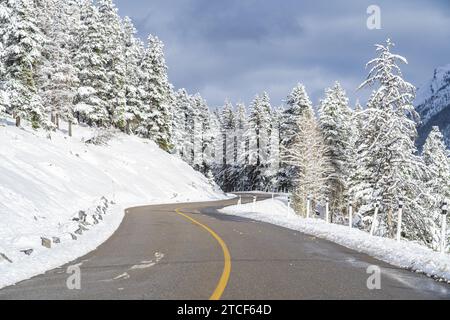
[0,119,228,289]
[416,64,450,148]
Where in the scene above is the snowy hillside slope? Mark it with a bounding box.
[0,118,228,288]
[416,64,450,148]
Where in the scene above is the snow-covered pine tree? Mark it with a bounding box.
[260,92,272,165]
[3,0,46,128]
[353,99,364,135]
[221,100,236,131]
[423,127,450,201]
[318,82,354,222]
[193,94,212,174]
[247,93,272,190]
[0,3,8,119]
[284,104,332,216]
[234,102,248,190]
[38,0,79,135]
[219,100,236,191]
[236,103,246,132]
[350,100,364,149]
[171,89,187,158]
[422,127,450,249]
[260,92,276,191]
[122,16,144,134]
[97,0,127,130]
[0,90,7,120]
[138,35,172,151]
[350,39,427,241]
[273,106,284,172]
[73,0,109,127]
[0,50,7,119]
[209,109,222,168]
[279,84,314,190]
[268,106,284,190]
[171,88,195,163]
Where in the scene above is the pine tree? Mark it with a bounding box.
[218,100,236,191]
[73,0,109,127]
[260,92,272,166]
[422,127,450,249]
[353,99,364,136]
[235,103,246,131]
[350,39,426,241]
[38,0,79,135]
[423,127,450,201]
[0,3,8,118]
[3,0,46,128]
[139,35,172,151]
[318,82,354,221]
[233,103,248,190]
[209,110,222,167]
[279,84,314,190]
[193,94,212,173]
[248,93,273,190]
[98,0,127,129]
[171,88,195,163]
[221,100,236,130]
[285,105,332,216]
[271,106,285,190]
[122,16,144,133]
[0,86,7,120]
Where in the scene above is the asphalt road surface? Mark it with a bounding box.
[1,194,449,300]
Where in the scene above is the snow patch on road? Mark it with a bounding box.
[221,196,450,283]
[0,121,228,289]
[130,252,164,270]
[113,272,130,281]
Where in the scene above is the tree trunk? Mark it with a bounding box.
[51,113,55,125]
[68,120,73,137]
[56,114,60,129]
[15,116,20,127]
[387,207,394,238]
[256,128,260,166]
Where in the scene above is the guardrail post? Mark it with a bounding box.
[306,195,311,219]
[287,192,290,216]
[348,199,353,228]
[441,200,448,254]
[370,199,380,236]
[397,198,404,242]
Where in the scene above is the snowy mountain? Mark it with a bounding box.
[0,119,227,289]
[416,64,450,148]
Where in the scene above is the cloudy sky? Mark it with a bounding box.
[114,0,450,107]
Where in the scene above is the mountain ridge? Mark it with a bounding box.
[415,64,450,148]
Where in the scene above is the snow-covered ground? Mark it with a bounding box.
[221,195,450,283]
[0,119,228,289]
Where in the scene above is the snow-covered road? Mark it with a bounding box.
[1,194,449,300]
[221,195,450,284]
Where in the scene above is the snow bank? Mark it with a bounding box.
[221,196,450,282]
[0,120,228,289]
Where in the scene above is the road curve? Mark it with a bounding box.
[1,194,449,300]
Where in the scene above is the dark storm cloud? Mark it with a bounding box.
[114,0,450,107]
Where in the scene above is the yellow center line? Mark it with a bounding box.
[175,208,231,301]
